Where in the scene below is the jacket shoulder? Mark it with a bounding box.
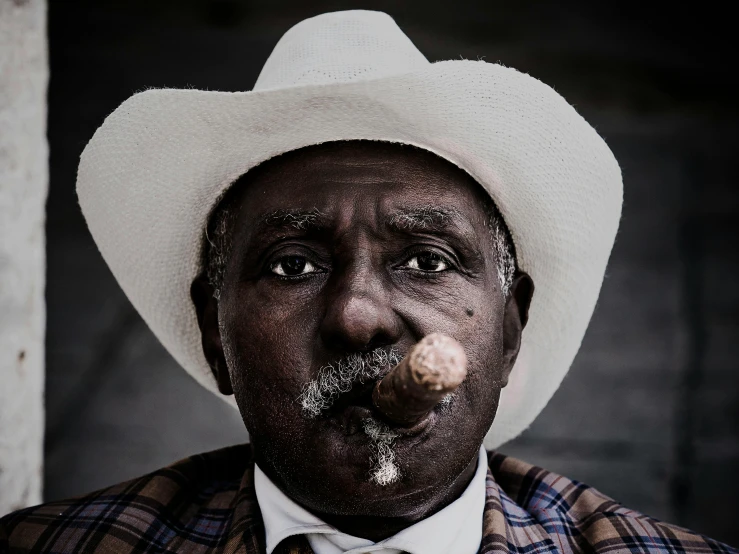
[486,451,737,554]
[0,444,252,553]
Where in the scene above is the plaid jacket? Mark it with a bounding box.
[1,445,735,553]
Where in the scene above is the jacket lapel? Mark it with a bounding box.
[477,465,559,554]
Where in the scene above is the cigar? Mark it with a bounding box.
[372,333,467,427]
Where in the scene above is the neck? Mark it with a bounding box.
[313,453,479,542]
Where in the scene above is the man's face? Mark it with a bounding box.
[194,141,531,520]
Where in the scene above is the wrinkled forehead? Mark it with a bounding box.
[226,140,495,230]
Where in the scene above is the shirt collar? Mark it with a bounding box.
[254,446,487,554]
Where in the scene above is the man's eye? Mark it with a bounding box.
[402,252,450,272]
[270,256,321,277]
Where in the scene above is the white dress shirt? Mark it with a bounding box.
[254,446,487,554]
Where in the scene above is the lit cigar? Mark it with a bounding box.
[372,333,467,427]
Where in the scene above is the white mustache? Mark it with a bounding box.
[299,347,402,417]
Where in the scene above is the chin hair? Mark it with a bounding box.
[362,418,401,486]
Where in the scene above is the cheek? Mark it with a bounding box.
[397,275,505,367]
[219,286,319,433]
[462,297,508,419]
[398,277,506,421]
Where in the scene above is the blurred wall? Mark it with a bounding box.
[44,0,738,544]
[0,0,47,515]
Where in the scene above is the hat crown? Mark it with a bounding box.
[253,10,429,91]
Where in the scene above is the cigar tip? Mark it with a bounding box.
[408,333,467,391]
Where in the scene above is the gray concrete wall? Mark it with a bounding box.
[0,0,47,516]
[43,0,738,544]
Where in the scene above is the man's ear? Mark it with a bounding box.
[500,271,534,387]
[190,274,233,395]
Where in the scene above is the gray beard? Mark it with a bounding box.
[298,348,403,486]
[362,418,401,485]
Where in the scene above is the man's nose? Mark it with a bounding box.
[319,263,402,353]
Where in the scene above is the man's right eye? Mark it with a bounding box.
[270,255,321,277]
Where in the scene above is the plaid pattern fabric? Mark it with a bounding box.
[1,445,735,553]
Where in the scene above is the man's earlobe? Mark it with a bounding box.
[500,271,535,387]
[190,275,234,395]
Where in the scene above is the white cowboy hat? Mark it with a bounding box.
[77,9,622,448]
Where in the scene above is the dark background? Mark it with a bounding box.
[45,0,738,545]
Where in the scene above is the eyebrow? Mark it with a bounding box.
[386,206,463,233]
[260,208,329,232]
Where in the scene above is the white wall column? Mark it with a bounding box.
[0,0,48,516]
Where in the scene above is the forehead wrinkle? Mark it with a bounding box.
[315,156,397,168]
[312,176,414,187]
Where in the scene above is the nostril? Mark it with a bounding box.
[362,331,396,353]
[320,294,401,353]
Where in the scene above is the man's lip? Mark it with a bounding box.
[323,377,438,437]
[389,410,436,436]
[330,404,436,437]
[329,381,378,412]
[334,405,373,435]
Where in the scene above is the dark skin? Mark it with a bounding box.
[191,141,533,541]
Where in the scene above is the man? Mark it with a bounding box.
[1,9,735,554]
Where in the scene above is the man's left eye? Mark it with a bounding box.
[401,252,450,272]
[270,255,321,277]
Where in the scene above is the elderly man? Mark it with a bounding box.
[1,10,735,554]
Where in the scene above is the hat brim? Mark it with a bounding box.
[77,60,622,448]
